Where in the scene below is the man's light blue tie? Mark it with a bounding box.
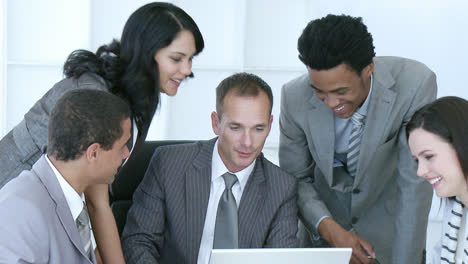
[347,111,365,177]
[213,172,239,249]
[76,203,92,259]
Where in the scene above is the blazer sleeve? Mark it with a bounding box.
[279,83,332,232]
[121,151,165,264]
[390,71,437,264]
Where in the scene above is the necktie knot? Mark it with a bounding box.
[76,204,90,227]
[222,172,238,190]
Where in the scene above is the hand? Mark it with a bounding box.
[318,218,376,264]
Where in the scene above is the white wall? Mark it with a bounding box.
[2,1,467,262]
[4,0,90,135]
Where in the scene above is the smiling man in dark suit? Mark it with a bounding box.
[122,72,298,264]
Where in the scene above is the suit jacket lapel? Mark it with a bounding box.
[185,139,213,261]
[307,96,335,183]
[238,156,266,247]
[356,63,396,185]
[34,156,94,263]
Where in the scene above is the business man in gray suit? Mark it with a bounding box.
[0,90,131,263]
[122,73,298,264]
[279,15,437,264]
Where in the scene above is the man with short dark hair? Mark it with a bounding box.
[279,14,437,264]
[0,89,131,263]
[122,72,298,264]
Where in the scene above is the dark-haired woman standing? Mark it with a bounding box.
[0,2,204,263]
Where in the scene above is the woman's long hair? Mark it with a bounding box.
[63,2,204,141]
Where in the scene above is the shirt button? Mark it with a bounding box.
[352,188,361,194]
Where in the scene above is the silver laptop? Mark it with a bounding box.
[209,248,352,264]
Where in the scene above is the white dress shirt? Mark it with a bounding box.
[45,155,97,250]
[197,140,256,264]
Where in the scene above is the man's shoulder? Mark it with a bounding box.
[155,140,208,157]
[283,73,310,91]
[0,170,57,261]
[373,56,436,99]
[375,56,430,67]
[0,170,52,218]
[281,73,318,110]
[374,56,435,80]
[150,139,214,170]
[1,168,49,196]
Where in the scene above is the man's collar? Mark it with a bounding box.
[211,140,255,192]
[45,155,85,221]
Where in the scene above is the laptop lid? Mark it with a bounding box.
[209,248,352,264]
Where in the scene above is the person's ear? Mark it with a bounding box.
[363,61,374,78]
[85,143,101,162]
[211,111,220,135]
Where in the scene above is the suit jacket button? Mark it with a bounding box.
[352,217,358,224]
[353,188,361,194]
